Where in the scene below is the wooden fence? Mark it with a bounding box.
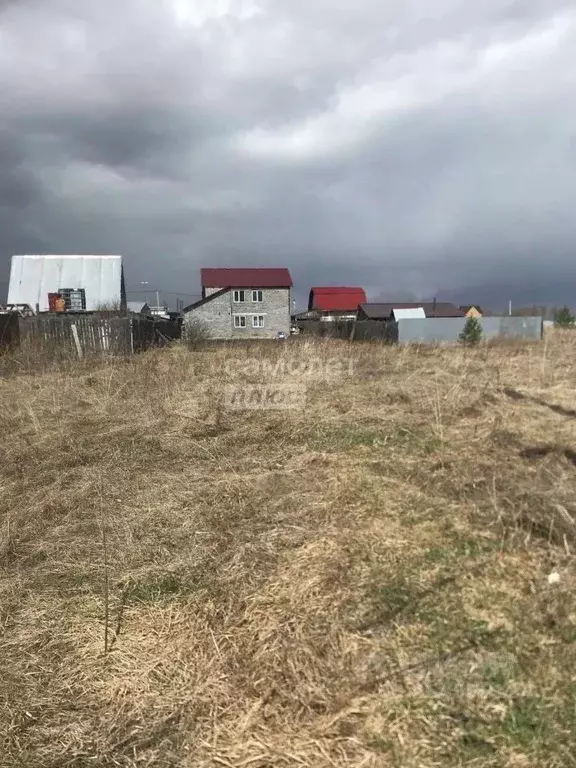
[18,315,132,356]
[298,319,398,342]
[0,313,21,350]
[7,314,181,356]
[132,316,181,352]
[297,320,355,339]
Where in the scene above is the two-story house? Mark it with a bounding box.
[183,267,293,339]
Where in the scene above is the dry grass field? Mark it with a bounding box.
[1,332,576,767]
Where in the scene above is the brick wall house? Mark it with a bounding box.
[183,268,293,339]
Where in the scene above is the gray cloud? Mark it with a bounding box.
[1,0,575,308]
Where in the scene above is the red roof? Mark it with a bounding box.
[309,287,367,312]
[201,268,292,289]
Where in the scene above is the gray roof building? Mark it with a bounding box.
[7,254,126,312]
[358,302,464,320]
[127,301,151,315]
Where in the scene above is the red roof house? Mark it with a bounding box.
[185,267,293,340]
[308,287,367,313]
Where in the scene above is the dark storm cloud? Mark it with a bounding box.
[0,133,40,209]
[0,0,575,308]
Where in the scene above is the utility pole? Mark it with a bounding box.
[141,281,149,306]
[508,300,512,316]
[156,290,160,310]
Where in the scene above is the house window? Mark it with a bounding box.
[233,290,245,303]
[252,290,263,302]
[252,315,265,328]
[233,315,247,328]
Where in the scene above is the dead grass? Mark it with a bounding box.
[1,332,576,767]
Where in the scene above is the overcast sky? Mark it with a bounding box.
[1,0,575,309]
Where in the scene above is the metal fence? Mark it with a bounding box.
[396,316,543,344]
[294,315,543,345]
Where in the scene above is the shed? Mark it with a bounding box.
[7,255,126,312]
[127,302,151,315]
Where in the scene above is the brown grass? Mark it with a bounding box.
[1,332,576,767]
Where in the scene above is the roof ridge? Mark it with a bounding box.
[201,267,293,289]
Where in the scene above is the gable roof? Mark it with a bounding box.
[460,305,484,314]
[127,301,151,314]
[8,254,124,312]
[359,302,464,319]
[201,268,292,289]
[308,287,367,312]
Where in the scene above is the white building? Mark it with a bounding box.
[7,254,125,312]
